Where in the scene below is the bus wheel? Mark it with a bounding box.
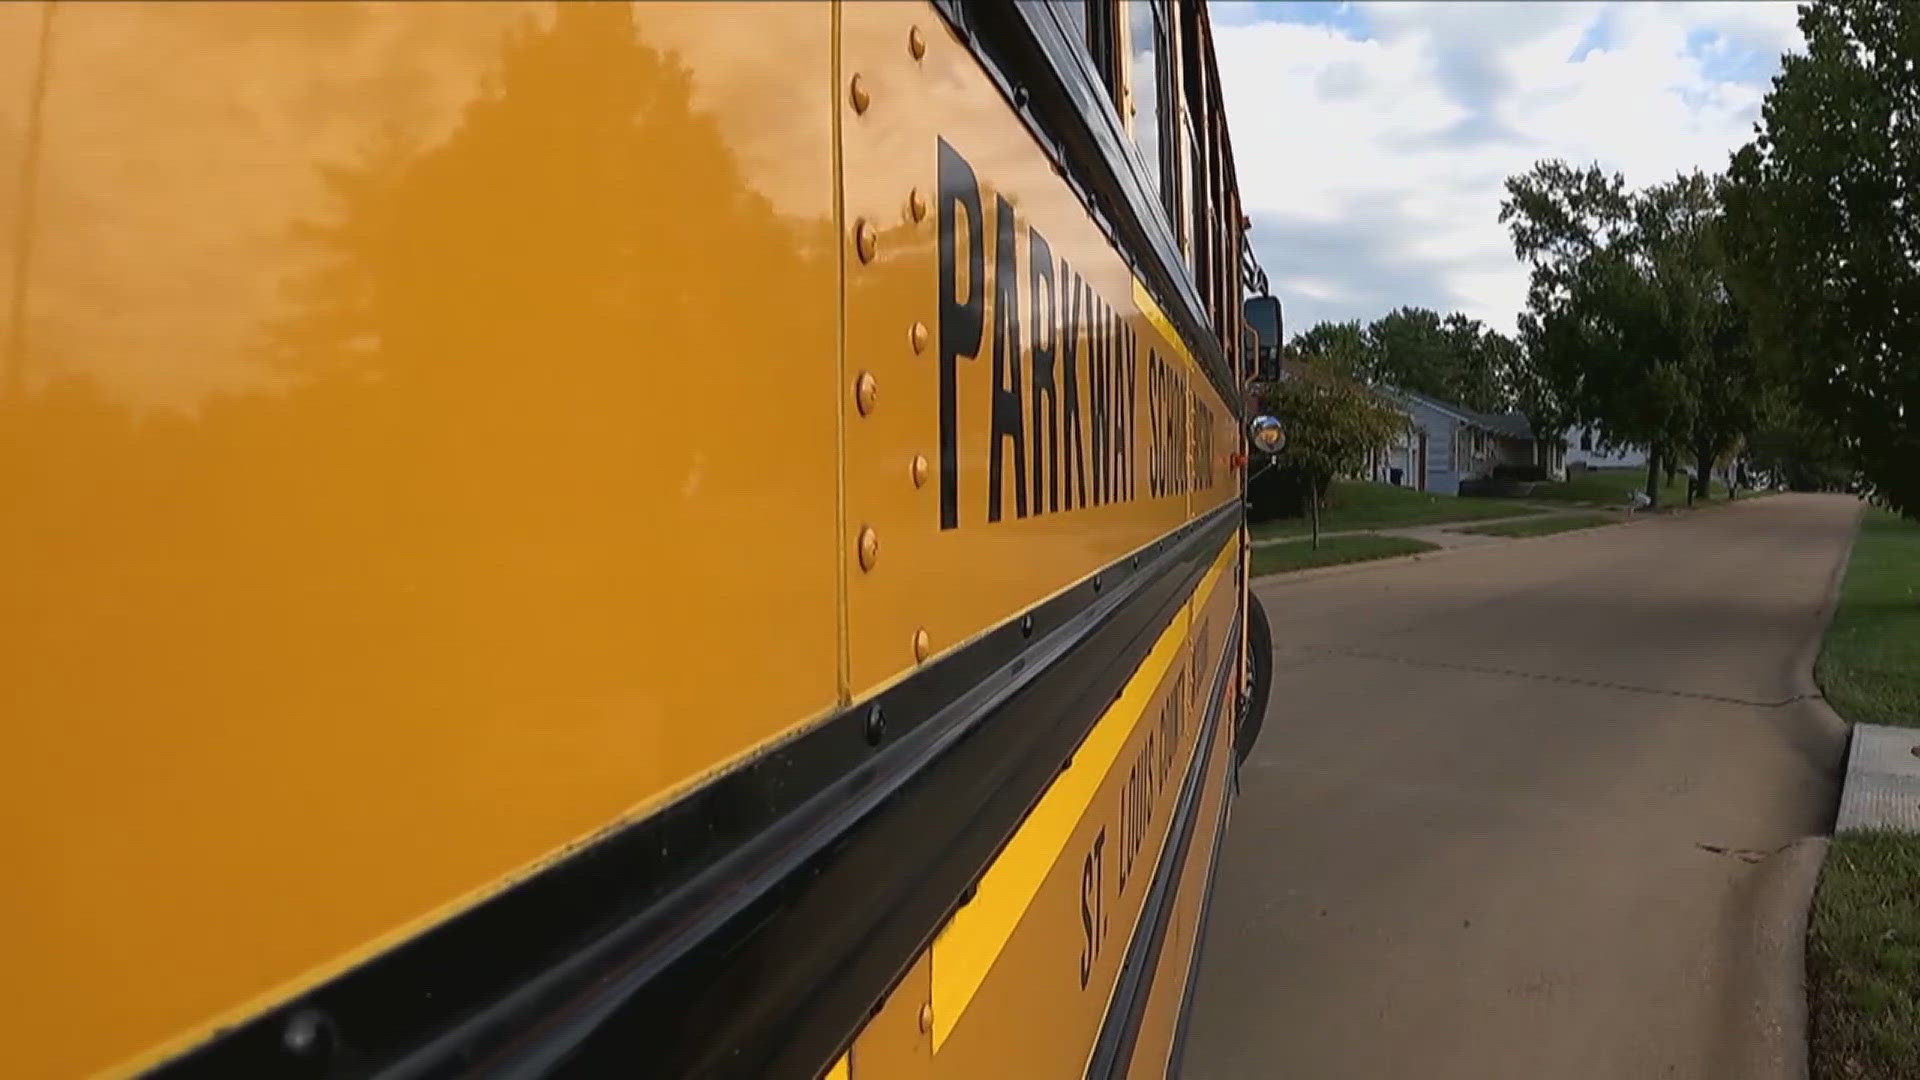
[1236,590,1273,767]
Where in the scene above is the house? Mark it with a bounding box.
[1562,425,1648,470]
[1386,390,1563,494]
[1362,413,1422,488]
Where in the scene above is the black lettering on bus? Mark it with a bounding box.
[1121,319,1128,499]
[1146,352,1159,498]
[1029,226,1058,515]
[988,194,1027,523]
[937,139,983,532]
[1061,262,1087,512]
[1144,353,1154,499]
[1078,827,1107,989]
[1167,365,1182,491]
[1089,301,1109,506]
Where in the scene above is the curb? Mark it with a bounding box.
[1724,497,1862,1080]
[1717,836,1829,1080]
[1794,499,1865,705]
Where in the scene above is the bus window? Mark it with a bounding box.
[1126,0,1167,210]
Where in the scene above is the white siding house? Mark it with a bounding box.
[1563,425,1647,470]
[1388,391,1561,494]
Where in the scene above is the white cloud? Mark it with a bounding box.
[1215,1,1804,337]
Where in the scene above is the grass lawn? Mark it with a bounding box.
[1817,509,1920,726]
[1251,480,1549,541]
[1809,507,1920,1080]
[1250,534,1439,577]
[1528,466,1726,506]
[1809,831,1920,1080]
[1452,512,1617,538]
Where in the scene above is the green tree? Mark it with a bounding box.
[1364,306,1452,401]
[1442,314,1518,413]
[1290,319,1370,378]
[1352,307,1514,412]
[1502,163,1770,507]
[1721,0,1920,519]
[1255,361,1407,547]
[1744,400,1853,492]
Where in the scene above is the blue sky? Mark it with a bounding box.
[1208,1,1804,338]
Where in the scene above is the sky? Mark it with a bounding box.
[1209,0,1806,340]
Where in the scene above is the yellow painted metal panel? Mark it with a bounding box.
[837,2,1239,699]
[927,537,1236,1076]
[0,2,49,354]
[1124,676,1235,1080]
[0,4,839,1075]
[928,582,1191,1050]
[850,948,934,1080]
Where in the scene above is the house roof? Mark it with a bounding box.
[1465,409,1535,440]
[1390,389,1535,440]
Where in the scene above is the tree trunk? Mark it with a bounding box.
[1646,447,1662,510]
[1310,475,1322,550]
[1693,445,1715,504]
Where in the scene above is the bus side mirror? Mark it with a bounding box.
[1242,296,1283,383]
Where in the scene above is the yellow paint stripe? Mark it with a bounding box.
[1132,277,1195,370]
[930,597,1188,1049]
[824,1051,850,1080]
[929,536,1236,1050]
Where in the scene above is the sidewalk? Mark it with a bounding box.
[1253,509,1631,550]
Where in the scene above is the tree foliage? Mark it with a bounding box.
[1721,0,1920,518]
[1501,162,1772,506]
[1287,310,1517,414]
[1290,319,1370,378]
[1254,361,1407,503]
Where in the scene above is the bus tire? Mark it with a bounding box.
[1236,590,1273,767]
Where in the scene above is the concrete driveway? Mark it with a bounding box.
[1183,494,1862,1080]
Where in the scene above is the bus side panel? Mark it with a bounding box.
[909,537,1235,1076]
[838,1,1227,702]
[849,949,935,1079]
[1122,665,1236,1079]
[0,4,841,1075]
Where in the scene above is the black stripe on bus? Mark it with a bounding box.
[1085,609,1237,1079]
[1165,769,1235,1080]
[148,502,1241,1080]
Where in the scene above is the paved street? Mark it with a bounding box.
[1184,494,1862,1080]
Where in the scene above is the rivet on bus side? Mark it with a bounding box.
[858,526,880,571]
[909,188,928,222]
[910,321,929,353]
[850,73,871,114]
[911,454,929,487]
[856,371,878,415]
[855,219,877,263]
[913,628,930,662]
[909,27,927,60]
[917,1000,934,1034]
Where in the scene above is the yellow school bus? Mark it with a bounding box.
[1,1,1274,1075]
